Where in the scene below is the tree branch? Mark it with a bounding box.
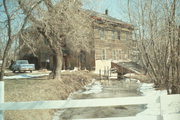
[0,0,13,81]
[18,0,43,26]
[44,0,53,12]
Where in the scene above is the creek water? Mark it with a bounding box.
[55,79,145,120]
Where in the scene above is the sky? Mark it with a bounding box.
[0,0,130,33]
[82,0,130,22]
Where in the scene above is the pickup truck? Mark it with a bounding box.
[11,60,35,73]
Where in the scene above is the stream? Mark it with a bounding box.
[53,79,145,120]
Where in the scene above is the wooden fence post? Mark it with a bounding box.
[160,95,164,120]
[0,81,4,120]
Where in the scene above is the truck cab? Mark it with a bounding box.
[11,60,35,73]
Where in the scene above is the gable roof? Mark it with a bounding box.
[85,9,134,30]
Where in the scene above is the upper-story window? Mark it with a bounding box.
[100,29,105,40]
[112,31,115,40]
[126,32,129,40]
[118,31,121,40]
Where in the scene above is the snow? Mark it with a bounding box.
[75,116,158,120]
[53,76,180,120]
[3,73,49,79]
[124,73,137,77]
[82,81,103,94]
[52,79,103,120]
[120,78,174,120]
[136,82,164,117]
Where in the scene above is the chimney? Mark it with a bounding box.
[105,9,108,15]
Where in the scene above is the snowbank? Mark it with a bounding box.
[136,82,166,117]
[82,81,103,94]
[3,73,49,79]
[125,78,166,118]
[52,79,102,120]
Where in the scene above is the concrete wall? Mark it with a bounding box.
[95,60,111,72]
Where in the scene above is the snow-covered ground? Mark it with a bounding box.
[52,72,180,120]
[136,82,166,119]
[74,78,179,120]
[3,73,49,79]
[127,78,180,120]
[52,80,103,120]
[82,81,103,94]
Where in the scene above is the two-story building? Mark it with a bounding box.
[73,10,137,71]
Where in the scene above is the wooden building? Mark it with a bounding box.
[76,10,138,70]
[91,10,136,61]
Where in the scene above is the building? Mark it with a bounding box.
[74,10,137,71]
[91,10,136,61]
[19,10,137,70]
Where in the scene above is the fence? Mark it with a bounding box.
[0,81,180,120]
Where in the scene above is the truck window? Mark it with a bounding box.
[16,60,28,64]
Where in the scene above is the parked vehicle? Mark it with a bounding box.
[11,60,35,73]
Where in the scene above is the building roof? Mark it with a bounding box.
[116,62,144,74]
[85,9,134,30]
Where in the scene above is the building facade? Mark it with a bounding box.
[87,11,137,70]
[92,15,135,61]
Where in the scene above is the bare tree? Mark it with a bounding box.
[0,0,43,81]
[0,0,13,81]
[128,0,180,94]
[18,0,93,80]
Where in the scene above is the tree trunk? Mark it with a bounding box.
[0,0,13,81]
[0,39,13,81]
[0,57,8,81]
[171,85,180,94]
[52,50,63,80]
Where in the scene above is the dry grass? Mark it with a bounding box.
[4,71,96,120]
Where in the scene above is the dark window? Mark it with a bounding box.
[102,49,106,60]
[112,31,115,40]
[100,29,105,40]
[126,32,129,40]
[118,31,121,40]
[44,39,48,45]
[112,50,116,60]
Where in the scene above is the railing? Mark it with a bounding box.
[0,81,180,120]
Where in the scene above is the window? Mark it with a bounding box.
[128,50,131,59]
[118,31,121,40]
[44,38,48,45]
[121,51,125,59]
[100,29,105,40]
[104,30,106,40]
[126,32,129,40]
[124,51,128,59]
[112,31,115,40]
[112,50,116,60]
[118,50,122,59]
[102,49,106,60]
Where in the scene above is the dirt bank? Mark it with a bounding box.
[4,71,96,120]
